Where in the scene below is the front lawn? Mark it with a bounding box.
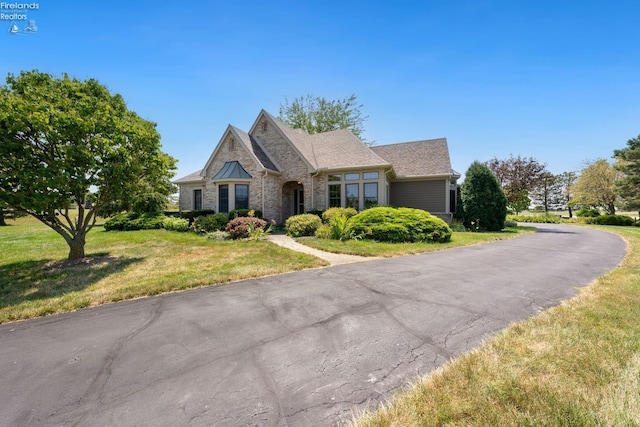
[0,222,326,323]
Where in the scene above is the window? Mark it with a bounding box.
[346,183,359,209]
[235,184,249,210]
[345,173,359,181]
[363,171,379,180]
[193,189,202,210]
[229,138,236,151]
[219,184,229,213]
[262,121,268,132]
[329,184,341,207]
[328,174,341,182]
[364,182,378,208]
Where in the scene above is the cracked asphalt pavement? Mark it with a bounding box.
[0,224,627,426]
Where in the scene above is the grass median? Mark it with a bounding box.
[348,225,640,426]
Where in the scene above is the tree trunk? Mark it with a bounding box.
[67,234,86,260]
[0,208,6,226]
[568,206,573,218]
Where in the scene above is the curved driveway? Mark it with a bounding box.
[0,224,627,426]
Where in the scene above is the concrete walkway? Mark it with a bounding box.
[267,234,376,265]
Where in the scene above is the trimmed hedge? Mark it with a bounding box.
[192,213,229,234]
[228,209,263,220]
[508,214,561,224]
[285,214,322,237]
[165,210,216,225]
[588,214,635,226]
[349,207,452,243]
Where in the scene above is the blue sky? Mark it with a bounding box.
[3,1,639,180]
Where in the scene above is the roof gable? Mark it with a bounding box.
[249,110,316,171]
[200,125,275,178]
[371,138,453,178]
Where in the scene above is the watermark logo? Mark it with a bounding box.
[2,2,39,35]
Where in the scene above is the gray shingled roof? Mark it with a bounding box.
[309,129,390,170]
[174,112,456,184]
[266,113,390,170]
[173,169,204,183]
[371,139,453,177]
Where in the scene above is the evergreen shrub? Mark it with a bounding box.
[589,214,634,226]
[192,213,229,234]
[460,161,507,231]
[104,212,166,231]
[349,207,451,243]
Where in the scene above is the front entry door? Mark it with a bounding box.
[294,189,304,215]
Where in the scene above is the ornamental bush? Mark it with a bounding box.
[349,206,452,243]
[192,213,229,234]
[322,207,357,224]
[285,213,322,237]
[225,217,268,239]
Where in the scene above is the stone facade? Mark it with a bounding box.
[175,110,458,224]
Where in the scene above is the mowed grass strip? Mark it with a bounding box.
[0,223,326,323]
[349,225,640,427]
[297,226,535,257]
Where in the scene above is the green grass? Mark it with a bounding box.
[296,227,536,257]
[348,225,640,426]
[0,220,326,323]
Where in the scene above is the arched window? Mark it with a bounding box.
[229,138,236,151]
[262,121,268,132]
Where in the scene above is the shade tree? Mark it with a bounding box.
[0,70,177,260]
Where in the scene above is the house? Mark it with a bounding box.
[174,110,460,223]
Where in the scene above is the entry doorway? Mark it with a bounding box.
[294,189,304,215]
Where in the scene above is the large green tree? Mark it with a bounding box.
[570,159,620,215]
[278,94,370,144]
[461,161,508,231]
[0,70,177,260]
[614,135,640,214]
[530,172,565,213]
[486,155,547,214]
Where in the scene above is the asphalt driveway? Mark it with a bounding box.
[0,224,627,426]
